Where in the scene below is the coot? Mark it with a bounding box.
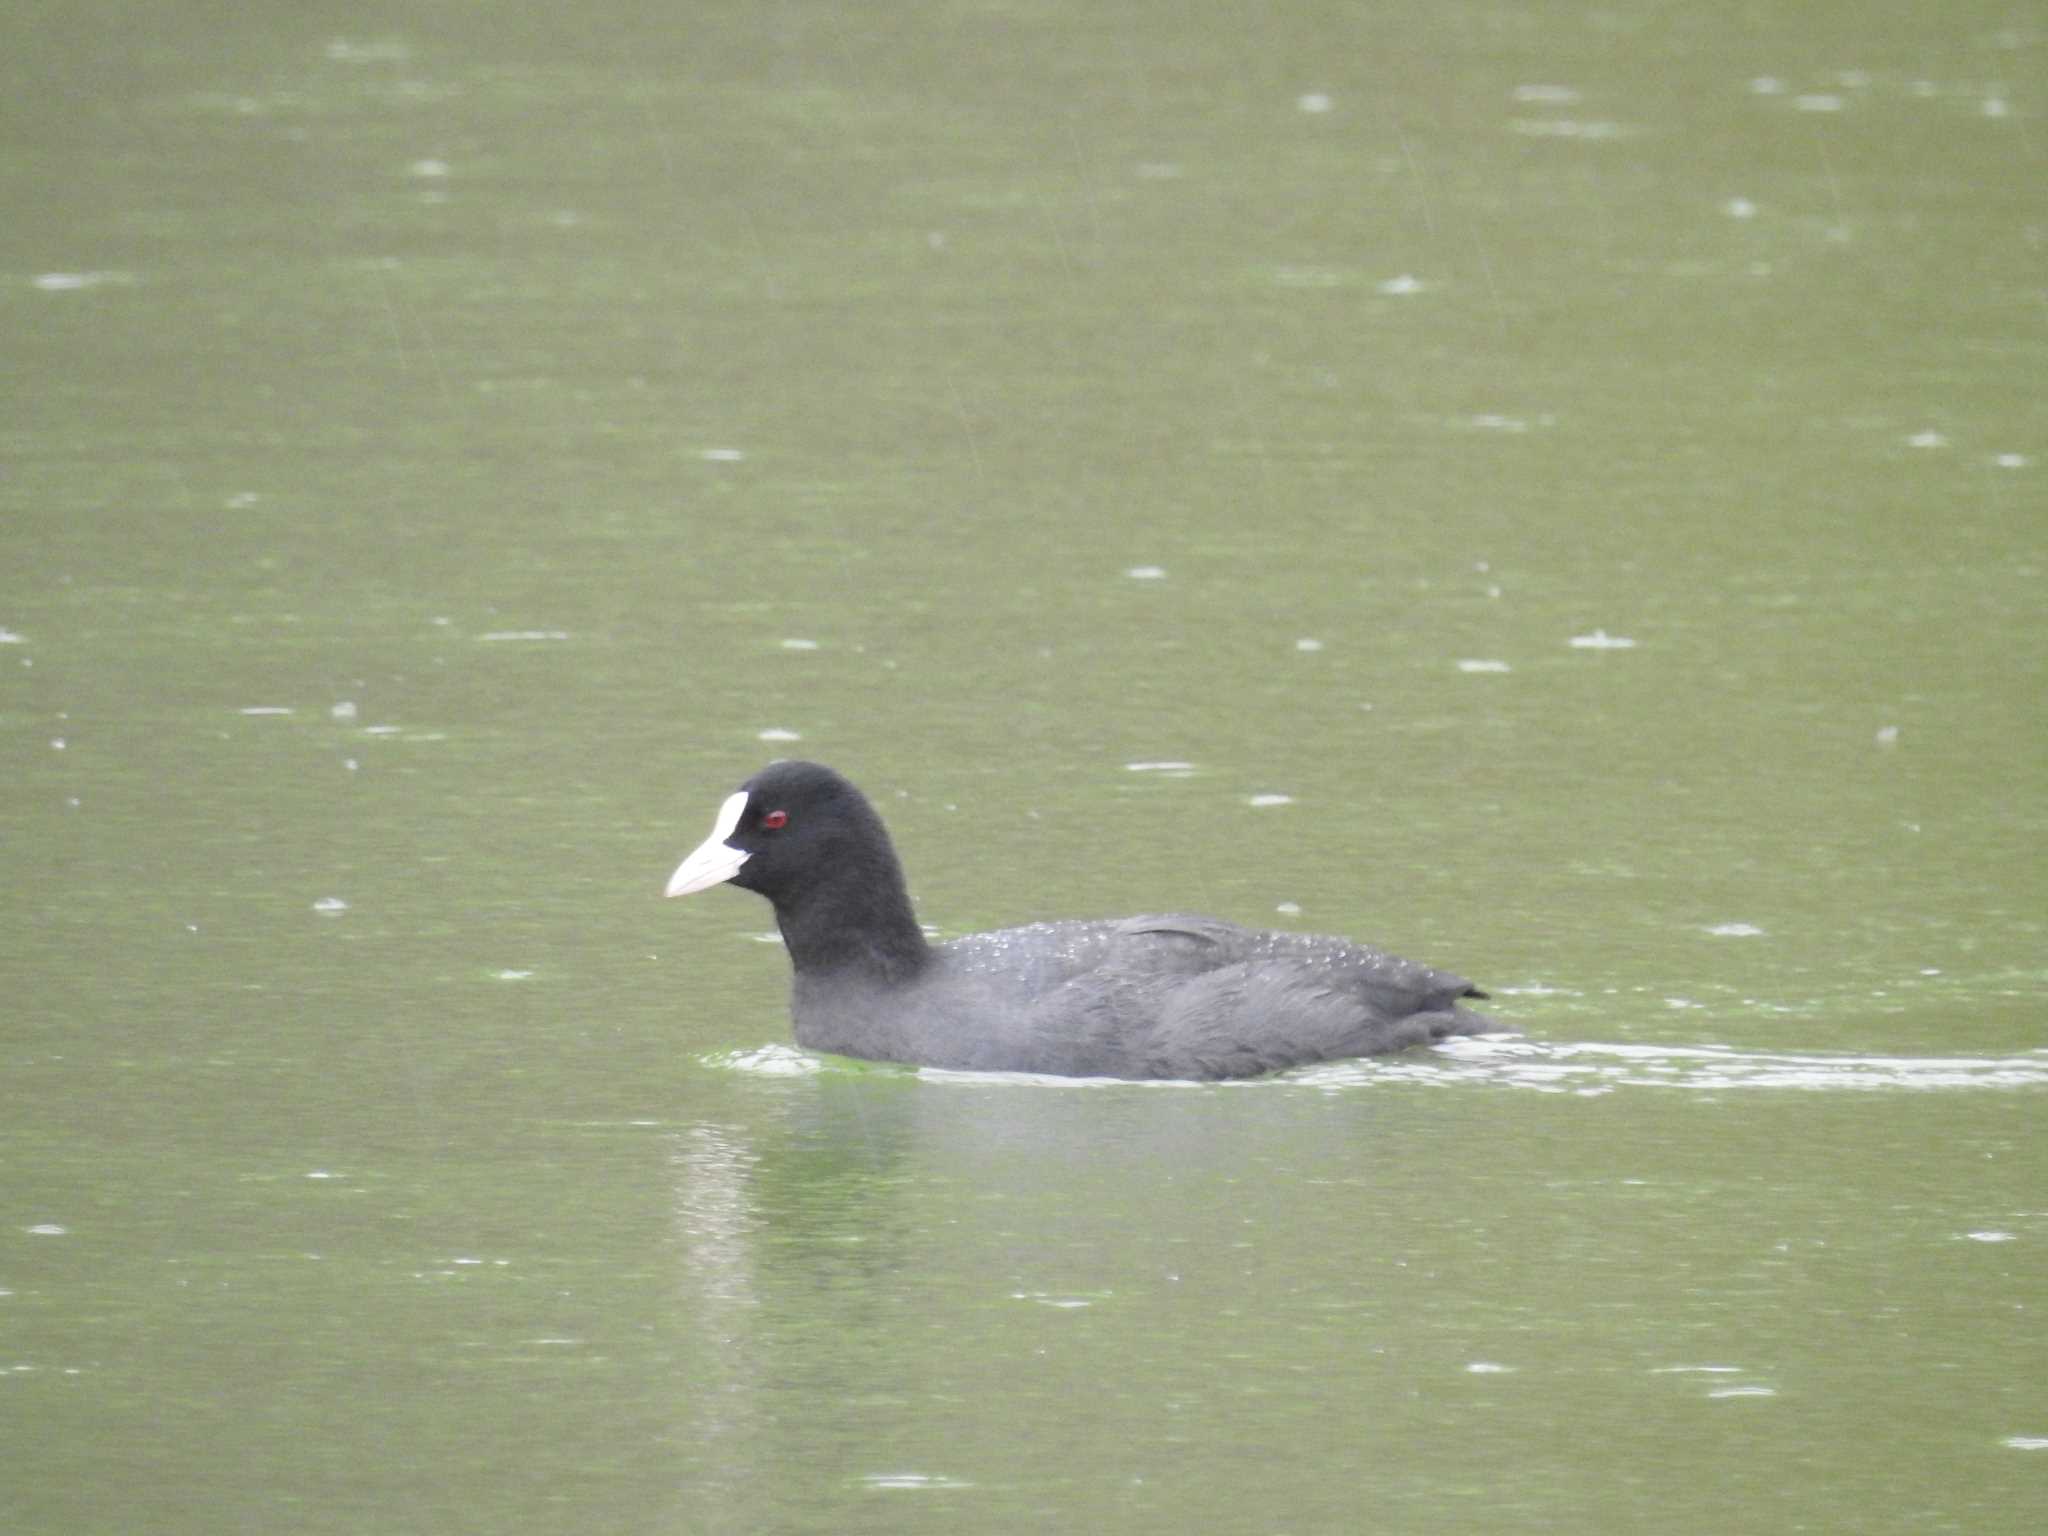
[665,761,1499,1080]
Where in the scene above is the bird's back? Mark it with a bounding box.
[878,914,1493,1078]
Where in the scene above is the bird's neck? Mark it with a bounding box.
[771,859,930,983]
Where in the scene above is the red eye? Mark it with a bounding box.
[760,809,789,830]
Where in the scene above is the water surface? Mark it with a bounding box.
[3,2,2043,1532]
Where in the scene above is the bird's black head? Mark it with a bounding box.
[665,760,891,906]
[665,760,926,976]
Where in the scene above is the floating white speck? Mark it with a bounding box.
[1724,196,1758,219]
[1708,1385,1777,1399]
[758,728,802,742]
[699,447,745,462]
[1963,1231,2016,1243]
[1295,638,1324,652]
[1377,273,1425,295]
[1247,793,1294,808]
[779,638,819,650]
[1992,452,2030,469]
[226,491,260,509]
[1275,902,1302,916]
[2004,1437,2048,1450]
[26,1224,67,1236]
[1011,1291,1098,1309]
[312,897,350,916]
[1793,94,1844,112]
[1706,922,1765,937]
[479,630,569,641]
[49,737,65,750]
[32,271,131,291]
[1125,761,1194,774]
[330,701,357,721]
[305,1170,338,1180]
[1465,1361,1515,1374]
[1750,77,1787,96]
[1512,84,1582,105]
[1470,413,1529,432]
[240,706,293,716]
[1125,565,1167,580]
[1296,92,1333,114]
[0,628,23,644]
[325,38,412,64]
[1509,119,1625,139]
[862,1473,976,1490]
[1457,658,1512,673]
[494,970,534,981]
[363,725,401,735]
[408,158,450,178]
[1905,430,1947,449]
[1875,725,1900,745]
[1568,629,1636,650]
[1981,97,2010,118]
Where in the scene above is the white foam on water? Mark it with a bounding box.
[1298,1037,2048,1094]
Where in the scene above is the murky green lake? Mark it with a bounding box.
[4,2,2043,1532]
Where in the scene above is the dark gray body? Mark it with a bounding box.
[792,913,1493,1080]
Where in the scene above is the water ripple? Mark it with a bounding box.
[709,1037,2048,1093]
[1300,1037,2048,1093]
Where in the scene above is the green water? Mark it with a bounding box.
[3,2,2043,1532]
